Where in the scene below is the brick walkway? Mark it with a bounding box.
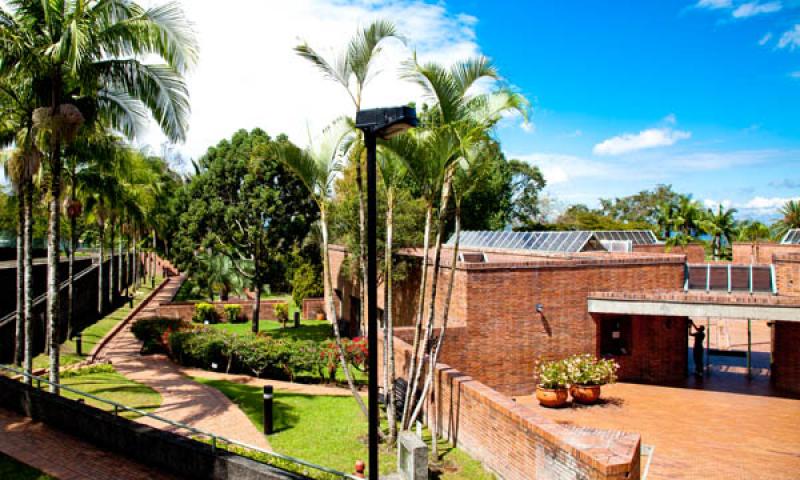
[0,408,177,480]
[94,275,271,450]
[515,379,800,479]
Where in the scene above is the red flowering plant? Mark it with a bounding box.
[345,337,368,372]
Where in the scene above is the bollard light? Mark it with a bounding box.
[263,385,274,434]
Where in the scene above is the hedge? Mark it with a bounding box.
[131,317,367,383]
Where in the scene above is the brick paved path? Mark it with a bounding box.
[94,275,271,450]
[0,408,177,480]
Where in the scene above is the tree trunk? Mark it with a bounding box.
[47,142,62,394]
[152,229,157,283]
[23,182,34,385]
[404,170,453,430]
[400,204,432,429]
[98,224,105,315]
[132,231,138,291]
[385,190,397,444]
[414,205,461,453]
[356,147,368,337]
[117,219,123,297]
[322,207,368,417]
[252,236,261,334]
[67,161,76,339]
[109,219,116,307]
[15,184,24,366]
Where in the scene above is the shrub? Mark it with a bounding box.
[344,337,368,372]
[291,263,323,315]
[223,304,245,323]
[565,354,619,386]
[193,302,218,324]
[131,317,188,354]
[535,358,569,389]
[274,303,289,327]
[61,363,116,378]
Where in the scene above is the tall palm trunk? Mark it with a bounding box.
[356,153,368,337]
[46,141,62,393]
[415,204,461,454]
[321,207,368,417]
[15,186,24,366]
[400,204,432,428]
[384,188,397,443]
[117,217,123,296]
[404,171,453,430]
[251,237,261,334]
[67,161,76,338]
[97,223,105,315]
[23,182,34,385]
[109,219,116,307]
[132,231,138,291]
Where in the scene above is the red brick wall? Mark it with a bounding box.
[774,253,800,296]
[593,314,690,383]
[382,335,641,480]
[156,300,287,322]
[772,321,800,395]
[634,243,706,263]
[302,298,325,320]
[732,242,800,264]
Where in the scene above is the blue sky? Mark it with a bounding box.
[457,0,800,219]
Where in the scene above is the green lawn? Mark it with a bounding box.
[33,277,162,370]
[58,364,162,420]
[0,453,53,480]
[193,377,493,479]
[211,318,332,341]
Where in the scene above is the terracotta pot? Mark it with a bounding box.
[536,385,569,408]
[570,384,602,404]
[315,312,325,321]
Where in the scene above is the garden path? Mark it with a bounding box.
[94,274,271,450]
[0,407,178,480]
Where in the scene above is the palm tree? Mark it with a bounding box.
[278,118,368,418]
[738,220,772,263]
[0,0,197,391]
[197,251,243,301]
[656,201,677,240]
[399,55,528,430]
[774,200,800,239]
[0,77,40,380]
[296,20,402,335]
[700,205,737,260]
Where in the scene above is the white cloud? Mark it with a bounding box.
[135,0,484,163]
[791,71,800,79]
[593,128,691,156]
[696,0,733,9]
[758,32,773,46]
[778,25,800,51]
[735,196,800,218]
[732,1,782,18]
[703,198,733,209]
[663,113,677,125]
[511,153,613,185]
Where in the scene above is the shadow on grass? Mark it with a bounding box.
[267,324,334,342]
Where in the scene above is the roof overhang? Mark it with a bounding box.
[588,297,800,322]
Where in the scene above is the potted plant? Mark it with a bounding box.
[534,358,569,408]
[315,309,325,321]
[566,354,619,404]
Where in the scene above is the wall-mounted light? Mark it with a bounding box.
[536,303,544,313]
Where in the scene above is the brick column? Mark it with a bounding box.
[772,321,800,395]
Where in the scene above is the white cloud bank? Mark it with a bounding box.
[732,1,782,18]
[778,24,800,50]
[592,128,691,156]
[136,0,489,163]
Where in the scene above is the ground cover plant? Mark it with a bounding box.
[0,453,54,480]
[194,377,495,479]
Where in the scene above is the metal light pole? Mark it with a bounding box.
[356,106,417,480]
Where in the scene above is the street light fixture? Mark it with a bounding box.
[355,106,417,480]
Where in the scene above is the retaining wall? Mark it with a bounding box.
[0,376,307,479]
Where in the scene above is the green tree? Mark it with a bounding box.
[599,184,680,226]
[773,200,800,239]
[296,20,402,336]
[0,0,197,391]
[279,118,369,418]
[700,204,737,260]
[508,159,547,229]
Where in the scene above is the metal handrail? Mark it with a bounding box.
[0,264,99,329]
[0,364,359,480]
[641,444,655,480]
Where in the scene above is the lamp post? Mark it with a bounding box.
[355,106,417,480]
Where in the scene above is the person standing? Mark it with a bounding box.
[689,321,706,377]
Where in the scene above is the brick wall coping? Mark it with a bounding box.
[774,252,800,262]
[589,290,800,307]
